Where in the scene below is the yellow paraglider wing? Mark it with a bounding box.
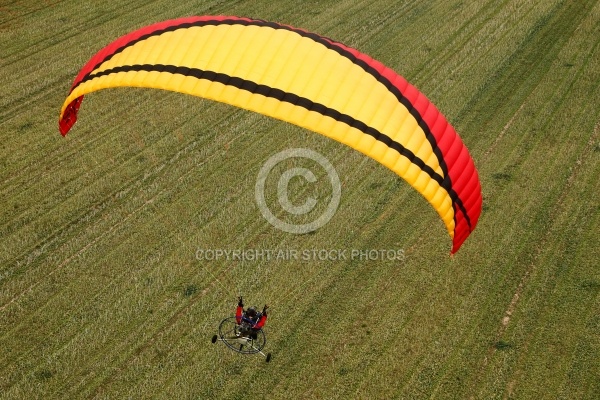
[59,16,482,253]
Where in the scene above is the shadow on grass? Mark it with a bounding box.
[493,341,513,351]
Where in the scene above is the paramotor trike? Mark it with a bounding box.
[212,316,272,362]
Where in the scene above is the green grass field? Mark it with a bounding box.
[1,0,599,398]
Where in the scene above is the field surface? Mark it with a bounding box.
[1,0,599,399]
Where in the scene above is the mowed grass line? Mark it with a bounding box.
[1,0,599,398]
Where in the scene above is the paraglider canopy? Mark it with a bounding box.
[59,15,482,253]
